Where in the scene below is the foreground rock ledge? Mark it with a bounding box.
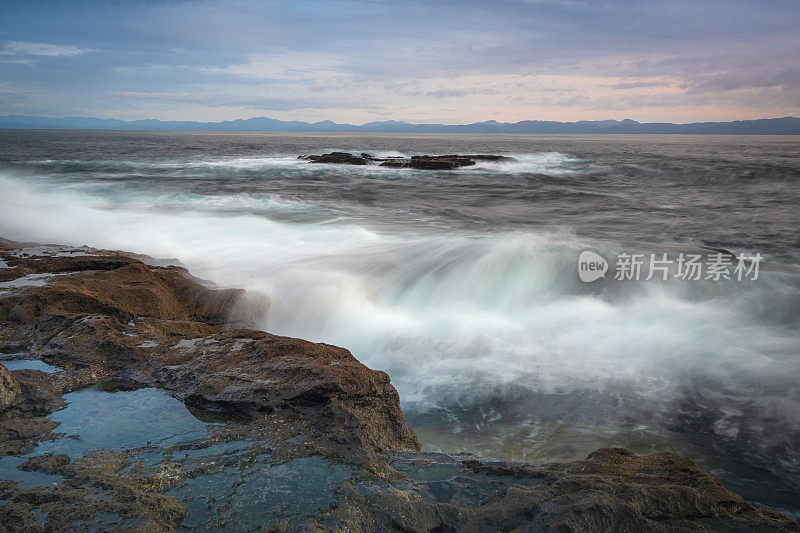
[300,151,516,169]
[0,237,797,532]
[0,237,419,469]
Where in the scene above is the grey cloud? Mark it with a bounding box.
[0,41,95,57]
[113,91,377,111]
[423,89,468,98]
[2,0,799,119]
[613,80,671,90]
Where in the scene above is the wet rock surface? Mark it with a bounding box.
[332,449,800,532]
[0,237,797,531]
[0,363,19,412]
[0,366,62,456]
[300,151,516,169]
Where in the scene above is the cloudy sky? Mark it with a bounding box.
[1,0,798,123]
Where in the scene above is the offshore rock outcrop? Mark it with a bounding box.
[0,237,797,532]
[300,151,516,169]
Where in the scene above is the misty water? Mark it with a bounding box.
[1,130,799,516]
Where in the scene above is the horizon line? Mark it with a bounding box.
[2,114,800,127]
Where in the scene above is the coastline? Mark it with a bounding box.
[2,116,800,134]
[0,236,797,531]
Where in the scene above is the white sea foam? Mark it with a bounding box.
[28,156,305,172]
[465,152,582,175]
[180,156,305,169]
[1,170,798,421]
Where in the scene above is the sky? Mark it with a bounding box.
[1,0,798,124]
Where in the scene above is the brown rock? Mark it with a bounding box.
[153,330,419,463]
[0,366,62,455]
[9,369,63,413]
[0,239,419,465]
[0,362,20,411]
[339,448,800,532]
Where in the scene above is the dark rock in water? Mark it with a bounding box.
[300,151,516,170]
[400,156,474,169]
[438,154,516,161]
[302,151,370,165]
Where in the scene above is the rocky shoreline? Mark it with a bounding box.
[0,237,797,531]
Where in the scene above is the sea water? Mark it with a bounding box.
[1,130,798,515]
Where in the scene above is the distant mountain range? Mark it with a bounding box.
[1,115,799,134]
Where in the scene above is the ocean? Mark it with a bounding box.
[1,130,799,516]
